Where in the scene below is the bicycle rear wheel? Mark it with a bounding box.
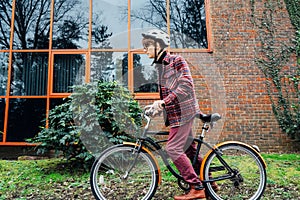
[202,142,267,200]
[90,144,159,200]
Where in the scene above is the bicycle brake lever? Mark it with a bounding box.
[209,113,221,129]
[144,105,154,117]
[210,121,216,129]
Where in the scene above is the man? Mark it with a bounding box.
[142,29,206,200]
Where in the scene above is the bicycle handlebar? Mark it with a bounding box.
[143,106,221,131]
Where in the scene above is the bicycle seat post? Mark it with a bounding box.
[201,122,209,138]
[192,122,208,167]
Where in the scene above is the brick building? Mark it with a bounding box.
[0,0,298,152]
[186,0,299,152]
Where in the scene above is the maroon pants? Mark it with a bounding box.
[166,119,203,185]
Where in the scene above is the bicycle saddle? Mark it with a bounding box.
[196,113,221,123]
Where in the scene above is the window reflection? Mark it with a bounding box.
[13,0,51,49]
[133,54,158,93]
[130,0,167,49]
[53,54,85,93]
[90,51,125,83]
[170,0,207,48]
[7,98,46,142]
[52,0,89,49]
[0,98,4,142]
[0,0,211,144]
[0,1,12,49]
[0,53,8,96]
[130,0,208,49]
[91,52,158,93]
[11,52,48,96]
[92,0,126,49]
[50,98,68,110]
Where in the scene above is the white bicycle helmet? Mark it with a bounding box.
[142,29,170,47]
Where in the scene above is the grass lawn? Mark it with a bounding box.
[0,153,299,200]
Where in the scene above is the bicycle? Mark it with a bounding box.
[90,106,267,200]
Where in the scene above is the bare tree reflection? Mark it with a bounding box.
[130,0,207,48]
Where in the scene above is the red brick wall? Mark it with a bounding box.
[142,0,299,153]
[190,0,299,152]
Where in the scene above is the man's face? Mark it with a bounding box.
[143,44,156,59]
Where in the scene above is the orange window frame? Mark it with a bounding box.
[128,51,160,100]
[0,0,213,145]
[49,51,90,96]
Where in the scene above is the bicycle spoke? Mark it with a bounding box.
[90,145,158,200]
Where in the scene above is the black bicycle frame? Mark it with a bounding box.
[138,132,238,184]
[133,111,238,184]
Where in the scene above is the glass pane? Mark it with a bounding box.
[0,98,4,142]
[11,52,48,96]
[90,51,125,84]
[92,0,127,49]
[53,54,86,93]
[170,0,207,49]
[13,0,51,49]
[0,1,12,49]
[52,0,89,49]
[50,98,68,110]
[130,0,167,49]
[133,54,158,93]
[7,98,46,142]
[0,53,9,96]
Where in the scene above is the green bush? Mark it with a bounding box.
[27,81,142,166]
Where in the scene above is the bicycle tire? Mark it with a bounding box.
[90,144,159,200]
[202,142,267,200]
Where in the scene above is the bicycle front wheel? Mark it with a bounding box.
[202,142,267,200]
[90,144,159,200]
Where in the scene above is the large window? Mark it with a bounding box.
[52,0,89,49]
[6,98,46,142]
[52,53,86,93]
[11,52,48,96]
[169,0,208,49]
[0,53,8,96]
[130,0,209,49]
[0,0,211,145]
[132,53,158,93]
[90,51,124,82]
[13,0,52,49]
[0,98,4,142]
[0,2,12,50]
[92,0,127,49]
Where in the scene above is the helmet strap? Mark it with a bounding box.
[154,42,164,62]
[154,46,157,62]
[151,42,164,66]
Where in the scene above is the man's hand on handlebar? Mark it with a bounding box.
[153,100,165,111]
[144,100,165,118]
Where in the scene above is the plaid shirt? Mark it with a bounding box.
[157,52,200,127]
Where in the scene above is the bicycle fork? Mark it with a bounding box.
[122,140,143,180]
